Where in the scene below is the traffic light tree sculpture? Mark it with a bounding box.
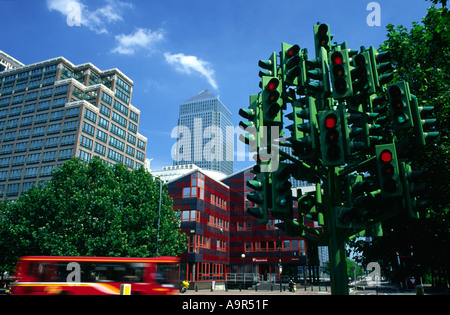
[238,22,439,295]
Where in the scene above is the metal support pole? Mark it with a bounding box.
[156,179,162,256]
[324,167,349,295]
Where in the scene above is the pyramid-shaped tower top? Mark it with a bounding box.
[183,90,218,104]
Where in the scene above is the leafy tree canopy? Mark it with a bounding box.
[0,157,187,272]
[350,4,449,284]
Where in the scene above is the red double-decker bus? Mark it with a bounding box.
[11,256,180,295]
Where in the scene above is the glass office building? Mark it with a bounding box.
[0,51,147,200]
[173,90,233,175]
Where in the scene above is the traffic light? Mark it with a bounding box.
[246,165,270,225]
[399,162,428,219]
[319,110,345,166]
[341,107,382,157]
[239,95,261,152]
[261,76,283,126]
[329,48,353,99]
[351,51,376,95]
[285,96,318,160]
[281,43,304,86]
[387,81,414,130]
[341,107,366,159]
[313,23,332,56]
[297,190,323,225]
[367,46,394,92]
[336,206,369,230]
[410,95,439,146]
[271,162,293,221]
[258,52,277,78]
[375,143,403,198]
[306,47,330,94]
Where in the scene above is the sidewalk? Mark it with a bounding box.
[183,284,331,295]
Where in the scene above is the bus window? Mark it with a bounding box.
[155,263,179,287]
[91,263,144,283]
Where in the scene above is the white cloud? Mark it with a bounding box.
[46,0,132,34]
[112,28,165,55]
[164,52,218,91]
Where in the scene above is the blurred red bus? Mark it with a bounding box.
[11,256,180,295]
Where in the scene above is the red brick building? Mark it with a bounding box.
[166,166,316,283]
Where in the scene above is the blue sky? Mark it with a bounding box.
[1,0,432,172]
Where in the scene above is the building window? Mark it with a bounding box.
[180,210,200,222]
[22,182,36,194]
[107,148,123,163]
[188,235,210,253]
[216,240,227,252]
[208,215,229,231]
[24,167,39,179]
[6,183,20,196]
[100,104,111,118]
[27,153,41,164]
[96,129,108,143]
[42,151,57,163]
[84,108,97,123]
[59,148,74,160]
[82,121,95,136]
[9,169,23,180]
[78,149,91,162]
[12,155,26,166]
[80,135,93,150]
[94,142,106,156]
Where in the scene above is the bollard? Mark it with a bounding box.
[416,285,424,295]
[120,284,131,295]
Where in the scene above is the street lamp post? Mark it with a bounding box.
[156,178,162,256]
[241,253,246,289]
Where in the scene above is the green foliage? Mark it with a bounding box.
[0,157,187,272]
[350,5,450,284]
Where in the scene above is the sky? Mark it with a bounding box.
[1,0,433,173]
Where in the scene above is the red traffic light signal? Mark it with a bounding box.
[376,143,402,197]
[319,111,345,166]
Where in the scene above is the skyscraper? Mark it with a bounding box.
[0,51,147,200]
[173,90,233,175]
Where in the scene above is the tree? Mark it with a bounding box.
[350,4,449,286]
[0,157,187,273]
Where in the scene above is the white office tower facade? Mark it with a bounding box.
[173,90,233,175]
